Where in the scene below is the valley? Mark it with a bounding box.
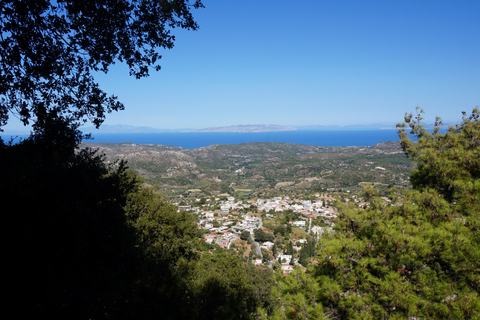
[82,140,414,201]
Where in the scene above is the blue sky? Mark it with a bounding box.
[4,0,480,132]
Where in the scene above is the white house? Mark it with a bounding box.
[277,253,292,263]
[205,212,214,218]
[311,226,324,235]
[292,220,306,227]
[261,241,274,250]
[281,264,294,275]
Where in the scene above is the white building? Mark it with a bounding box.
[281,264,294,274]
[292,220,306,227]
[277,253,292,263]
[260,241,274,250]
[205,212,214,218]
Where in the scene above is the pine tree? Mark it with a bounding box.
[274,108,480,319]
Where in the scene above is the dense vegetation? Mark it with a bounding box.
[2,117,275,319]
[268,108,480,319]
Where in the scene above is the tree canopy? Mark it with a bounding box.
[2,121,276,319]
[271,108,480,319]
[398,107,480,208]
[0,0,203,131]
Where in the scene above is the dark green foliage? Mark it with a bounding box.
[123,186,277,320]
[2,118,140,319]
[0,0,203,130]
[2,116,276,319]
[285,241,294,255]
[299,245,309,267]
[262,250,272,263]
[271,269,323,320]
[189,251,276,320]
[274,224,288,236]
[120,186,201,319]
[312,187,480,319]
[398,107,480,208]
[240,230,251,241]
[273,109,480,319]
[299,240,316,267]
[254,228,275,242]
[272,242,278,255]
[283,209,300,223]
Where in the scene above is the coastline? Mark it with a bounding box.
[1,129,401,150]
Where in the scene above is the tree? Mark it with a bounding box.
[398,107,480,208]
[299,240,315,267]
[262,250,271,263]
[286,223,293,234]
[190,251,276,319]
[2,119,141,318]
[268,109,480,319]
[274,224,287,236]
[1,5,205,314]
[309,108,480,319]
[240,230,251,241]
[285,241,294,255]
[122,186,201,319]
[0,0,204,132]
[254,228,275,242]
[271,270,323,319]
[299,243,309,267]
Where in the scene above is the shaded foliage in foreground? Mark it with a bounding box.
[2,117,275,319]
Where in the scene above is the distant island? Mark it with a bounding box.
[79,124,298,133]
[4,122,452,138]
[192,124,297,133]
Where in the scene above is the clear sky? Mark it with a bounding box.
[4,0,480,132]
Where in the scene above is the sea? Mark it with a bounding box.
[86,129,402,149]
[1,129,403,149]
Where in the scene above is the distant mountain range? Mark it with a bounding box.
[81,123,392,134]
[78,122,453,134]
[80,124,300,133]
[191,124,297,133]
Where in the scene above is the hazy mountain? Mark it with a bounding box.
[191,124,297,133]
[78,121,455,134]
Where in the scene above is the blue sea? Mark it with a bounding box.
[2,129,402,149]
[84,129,401,149]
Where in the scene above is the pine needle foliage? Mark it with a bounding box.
[275,108,480,319]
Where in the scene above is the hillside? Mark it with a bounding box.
[81,140,414,197]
